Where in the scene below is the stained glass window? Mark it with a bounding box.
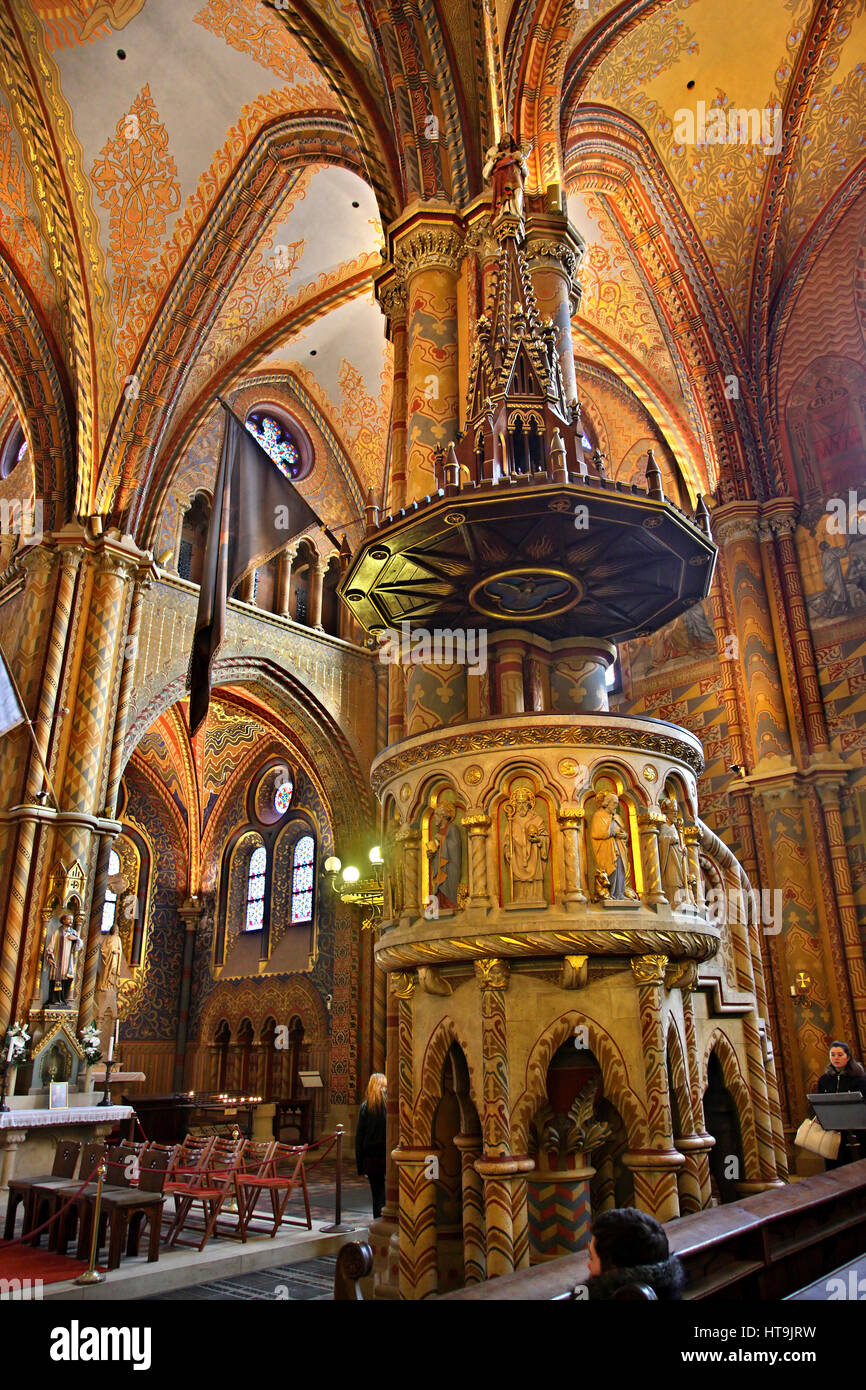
[101,849,121,933]
[274,780,293,814]
[245,843,267,931]
[290,835,315,924]
[245,411,302,480]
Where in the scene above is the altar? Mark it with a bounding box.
[0,1097,133,1189]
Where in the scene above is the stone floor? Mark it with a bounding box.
[146,1254,337,1300]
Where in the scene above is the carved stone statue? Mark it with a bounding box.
[590,793,638,901]
[504,787,550,903]
[97,923,127,994]
[658,797,692,908]
[482,131,529,222]
[426,799,463,910]
[44,912,84,1006]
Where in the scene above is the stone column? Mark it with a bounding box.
[637,812,667,907]
[368,978,401,1298]
[275,547,294,618]
[557,805,587,908]
[398,828,421,919]
[378,277,409,514]
[390,971,438,1300]
[392,213,463,504]
[814,779,866,1056]
[681,825,705,911]
[309,555,326,630]
[763,502,831,754]
[173,897,204,1090]
[627,954,683,1221]
[453,1133,485,1285]
[491,635,525,715]
[238,571,256,604]
[463,813,493,909]
[525,218,584,407]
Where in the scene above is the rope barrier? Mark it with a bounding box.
[0,1161,104,1249]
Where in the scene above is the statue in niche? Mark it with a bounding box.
[658,798,695,909]
[504,787,550,904]
[44,912,84,1006]
[590,793,638,901]
[426,797,463,911]
[383,810,405,919]
[483,131,529,222]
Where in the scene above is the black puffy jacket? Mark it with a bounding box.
[586,1255,688,1301]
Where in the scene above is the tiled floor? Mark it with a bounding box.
[146,1254,337,1300]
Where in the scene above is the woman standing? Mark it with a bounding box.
[817,1041,866,1167]
[355,1073,387,1218]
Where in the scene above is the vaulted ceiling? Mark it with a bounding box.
[0,0,862,529]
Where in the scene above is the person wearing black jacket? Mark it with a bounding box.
[355,1072,387,1218]
[816,1041,866,1167]
[584,1208,687,1300]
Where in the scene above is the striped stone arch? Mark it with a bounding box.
[511,1009,648,1153]
[414,1016,481,1148]
[666,1018,694,1136]
[0,259,72,528]
[703,1027,761,1181]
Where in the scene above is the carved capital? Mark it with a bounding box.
[390,970,417,999]
[393,226,465,280]
[631,953,668,987]
[417,965,452,996]
[664,960,698,992]
[377,278,408,326]
[461,812,491,832]
[474,956,510,991]
[559,954,588,989]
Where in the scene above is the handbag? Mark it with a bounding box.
[794,1115,841,1160]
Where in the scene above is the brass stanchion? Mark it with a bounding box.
[321,1125,354,1233]
[75,1160,107,1285]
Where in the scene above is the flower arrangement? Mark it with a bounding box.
[79,1022,102,1065]
[4,1021,30,1064]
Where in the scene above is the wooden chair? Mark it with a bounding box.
[235,1143,312,1240]
[164,1136,248,1251]
[78,1143,175,1269]
[26,1141,107,1249]
[4,1139,81,1241]
[50,1142,140,1255]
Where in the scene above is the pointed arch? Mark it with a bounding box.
[414,1015,481,1147]
[703,1027,761,1180]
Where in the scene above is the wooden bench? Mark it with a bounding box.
[334,1161,866,1300]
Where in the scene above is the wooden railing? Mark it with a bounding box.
[334,1161,866,1301]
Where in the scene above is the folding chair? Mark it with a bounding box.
[235,1143,312,1239]
[164,1136,248,1251]
[78,1143,175,1268]
[4,1140,81,1241]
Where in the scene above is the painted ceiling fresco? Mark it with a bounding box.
[0,0,862,524]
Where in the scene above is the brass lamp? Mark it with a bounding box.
[324,847,384,930]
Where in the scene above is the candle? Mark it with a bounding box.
[6,1035,14,1064]
[107,1033,114,1062]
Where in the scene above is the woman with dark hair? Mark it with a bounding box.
[817,1041,866,1167]
[355,1073,387,1218]
[585,1209,687,1300]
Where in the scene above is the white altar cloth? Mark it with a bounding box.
[0,1105,132,1128]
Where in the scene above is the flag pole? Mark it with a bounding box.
[0,636,61,811]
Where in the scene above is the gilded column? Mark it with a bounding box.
[681,825,705,911]
[626,954,682,1222]
[392,214,463,504]
[378,277,409,514]
[463,813,493,909]
[557,805,587,907]
[637,812,666,907]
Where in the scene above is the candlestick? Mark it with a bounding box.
[107,1033,114,1062]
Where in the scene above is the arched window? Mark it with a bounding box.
[290,835,315,924]
[245,844,267,931]
[245,410,304,480]
[101,849,121,933]
[178,492,211,585]
[0,423,28,481]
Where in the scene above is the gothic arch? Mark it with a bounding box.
[666,1019,694,1136]
[703,1027,761,1180]
[512,1009,648,1153]
[414,1016,481,1147]
[198,972,328,1047]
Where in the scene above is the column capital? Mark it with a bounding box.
[474,956,510,991]
[462,812,492,831]
[711,500,762,546]
[392,211,465,279]
[631,953,668,987]
[390,970,417,999]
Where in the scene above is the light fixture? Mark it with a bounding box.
[324,846,385,930]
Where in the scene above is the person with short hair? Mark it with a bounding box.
[585,1208,687,1300]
